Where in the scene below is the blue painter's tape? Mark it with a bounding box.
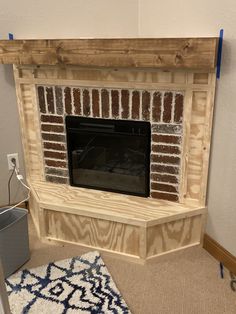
[8,33,14,40]
[216,29,224,79]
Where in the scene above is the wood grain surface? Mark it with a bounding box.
[0,38,218,69]
[147,215,202,257]
[32,181,205,227]
[44,209,140,256]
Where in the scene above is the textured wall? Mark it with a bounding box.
[0,0,235,255]
[0,65,26,206]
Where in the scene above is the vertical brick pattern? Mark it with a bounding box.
[36,85,184,202]
[174,93,184,123]
[55,87,63,115]
[111,90,119,118]
[163,92,173,123]
[142,91,150,121]
[152,92,162,122]
[38,86,46,113]
[83,89,90,117]
[46,87,55,114]
[121,89,129,119]
[92,89,99,117]
[73,88,81,115]
[132,91,140,120]
[64,87,72,115]
[101,89,110,118]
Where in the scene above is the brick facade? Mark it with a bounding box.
[37,86,184,202]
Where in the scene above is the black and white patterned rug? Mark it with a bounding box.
[5,251,131,314]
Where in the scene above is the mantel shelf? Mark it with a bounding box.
[0,37,218,69]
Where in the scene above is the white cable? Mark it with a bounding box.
[0,168,30,216]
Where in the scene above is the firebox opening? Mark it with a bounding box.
[66,116,151,197]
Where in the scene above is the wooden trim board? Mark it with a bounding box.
[0,38,218,69]
[203,233,236,274]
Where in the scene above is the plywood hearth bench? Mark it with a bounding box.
[0,38,218,263]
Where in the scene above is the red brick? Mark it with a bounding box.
[64,87,72,114]
[151,191,179,202]
[151,154,180,165]
[142,91,150,121]
[101,89,109,118]
[55,87,63,115]
[43,142,66,151]
[92,89,99,117]
[151,164,179,175]
[151,182,178,193]
[111,90,119,118]
[152,144,180,155]
[121,89,129,119]
[163,92,173,123]
[152,92,162,122]
[132,91,140,120]
[46,87,55,114]
[151,173,178,184]
[44,151,66,159]
[38,86,46,113]
[45,159,67,168]
[42,133,65,142]
[73,88,81,115]
[152,134,181,145]
[41,115,63,124]
[41,124,64,133]
[83,89,90,116]
[174,93,184,123]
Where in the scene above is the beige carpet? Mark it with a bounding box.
[20,216,236,314]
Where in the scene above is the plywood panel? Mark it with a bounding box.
[14,76,44,181]
[147,215,202,257]
[186,90,211,202]
[44,209,140,256]
[31,181,205,227]
[18,66,189,91]
[0,38,218,69]
[28,189,40,236]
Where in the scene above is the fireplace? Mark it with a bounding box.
[66,116,150,197]
[0,37,217,261]
[37,85,184,202]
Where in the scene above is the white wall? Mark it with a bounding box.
[0,0,235,255]
[0,65,26,207]
[0,0,138,39]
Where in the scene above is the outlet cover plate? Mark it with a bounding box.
[7,153,19,170]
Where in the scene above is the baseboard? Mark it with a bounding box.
[203,233,236,274]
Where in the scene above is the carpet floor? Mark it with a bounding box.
[20,216,236,314]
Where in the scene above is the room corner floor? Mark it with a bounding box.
[20,215,236,314]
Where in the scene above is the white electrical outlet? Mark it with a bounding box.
[7,153,19,170]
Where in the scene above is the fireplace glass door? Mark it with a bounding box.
[66,116,150,197]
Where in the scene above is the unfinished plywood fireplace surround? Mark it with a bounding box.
[0,38,218,263]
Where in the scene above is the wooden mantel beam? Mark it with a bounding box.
[0,38,218,70]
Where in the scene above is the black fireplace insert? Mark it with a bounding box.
[66,116,150,197]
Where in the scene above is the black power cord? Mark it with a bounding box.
[8,159,16,206]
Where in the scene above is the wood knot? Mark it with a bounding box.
[183,42,191,52]
[155,55,163,64]
[175,53,183,65]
